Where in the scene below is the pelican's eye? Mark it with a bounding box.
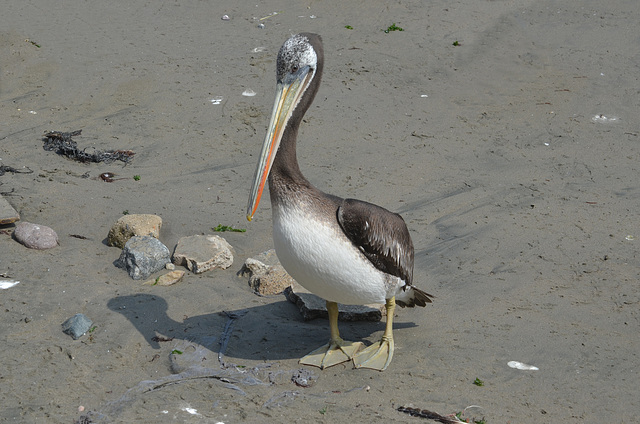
[291,65,299,74]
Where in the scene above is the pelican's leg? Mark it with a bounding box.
[299,301,363,369]
[353,296,396,371]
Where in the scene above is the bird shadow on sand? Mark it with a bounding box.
[106,293,419,363]
[83,293,424,424]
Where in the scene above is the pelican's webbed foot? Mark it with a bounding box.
[353,296,397,371]
[352,335,394,370]
[299,300,363,369]
[300,338,363,369]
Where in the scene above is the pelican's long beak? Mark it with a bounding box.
[246,66,313,221]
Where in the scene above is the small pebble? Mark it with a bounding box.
[221,14,230,20]
[258,23,265,29]
[62,313,93,340]
[291,368,317,387]
[143,270,185,286]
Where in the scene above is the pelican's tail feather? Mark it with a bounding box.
[395,285,434,308]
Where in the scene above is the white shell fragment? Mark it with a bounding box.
[591,114,619,124]
[210,97,223,105]
[181,406,200,416]
[242,89,256,97]
[508,361,539,371]
[0,280,20,289]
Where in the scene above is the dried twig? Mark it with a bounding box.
[397,406,466,423]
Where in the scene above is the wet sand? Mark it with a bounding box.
[1,0,638,422]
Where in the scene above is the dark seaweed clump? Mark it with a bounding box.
[43,130,134,164]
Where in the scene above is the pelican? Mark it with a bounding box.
[247,33,433,371]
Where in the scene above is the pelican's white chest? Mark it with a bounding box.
[271,202,400,305]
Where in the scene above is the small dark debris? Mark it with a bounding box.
[100,172,116,182]
[74,415,93,424]
[0,165,33,176]
[397,406,468,423]
[96,172,127,183]
[69,234,89,240]
[151,336,174,342]
[43,130,135,164]
[26,39,41,48]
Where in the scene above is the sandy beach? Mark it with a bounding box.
[1,0,638,422]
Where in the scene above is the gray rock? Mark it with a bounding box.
[62,313,93,340]
[172,235,233,274]
[240,250,296,295]
[13,221,58,249]
[285,282,383,322]
[116,235,171,280]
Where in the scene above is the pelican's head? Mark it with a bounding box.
[276,33,319,84]
[246,33,323,221]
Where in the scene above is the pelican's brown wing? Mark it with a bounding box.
[337,198,414,284]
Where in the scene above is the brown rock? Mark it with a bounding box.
[250,261,295,295]
[143,270,186,286]
[107,214,162,248]
[239,251,296,295]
